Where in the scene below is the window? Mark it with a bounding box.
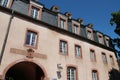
[98,35,103,44]
[25,31,37,47]
[110,55,114,65]
[75,45,82,58]
[74,25,78,34]
[30,7,39,19]
[90,50,96,61]
[102,53,107,64]
[1,0,8,7]
[60,19,66,29]
[87,30,92,40]
[105,38,109,47]
[59,40,67,54]
[67,67,77,80]
[92,70,99,80]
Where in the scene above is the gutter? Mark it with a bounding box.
[0,10,14,64]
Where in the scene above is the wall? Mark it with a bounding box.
[0,10,119,80]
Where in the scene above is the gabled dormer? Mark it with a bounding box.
[86,24,94,40]
[104,36,110,47]
[28,0,43,20]
[71,20,80,35]
[97,32,104,45]
[58,13,68,30]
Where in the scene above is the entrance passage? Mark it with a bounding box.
[5,61,45,80]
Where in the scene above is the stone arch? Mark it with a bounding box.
[2,58,48,80]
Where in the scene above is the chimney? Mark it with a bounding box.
[51,5,60,13]
[64,12,72,19]
[87,23,94,29]
[77,18,84,25]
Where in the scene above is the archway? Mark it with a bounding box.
[5,61,45,80]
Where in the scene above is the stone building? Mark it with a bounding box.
[0,0,119,80]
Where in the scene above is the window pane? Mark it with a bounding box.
[31,7,39,19]
[110,56,114,65]
[102,53,107,64]
[60,19,65,29]
[87,31,92,39]
[90,50,95,61]
[67,67,76,80]
[25,31,37,47]
[60,40,67,54]
[74,25,78,34]
[1,0,8,7]
[98,36,103,44]
[92,70,98,80]
[75,45,81,57]
[26,32,31,45]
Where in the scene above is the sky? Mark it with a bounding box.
[38,0,120,39]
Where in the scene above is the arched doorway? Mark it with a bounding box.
[5,61,45,80]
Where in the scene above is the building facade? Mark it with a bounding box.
[0,0,119,80]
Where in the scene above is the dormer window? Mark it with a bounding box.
[1,0,8,7]
[87,31,92,39]
[58,14,68,30]
[29,1,43,20]
[74,25,78,34]
[60,18,66,29]
[30,7,39,19]
[72,20,80,35]
[105,37,109,47]
[97,33,104,44]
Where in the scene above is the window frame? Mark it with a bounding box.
[110,55,114,65]
[24,29,39,49]
[1,0,8,7]
[92,70,99,80]
[102,52,107,64]
[72,20,80,35]
[58,14,68,30]
[105,36,109,47]
[28,3,42,20]
[59,39,68,55]
[30,6,39,19]
[90,49,96,62]
[86,28,93,40]
[97,33,104,44]
[75,44,82,58]
[67,66,78,80]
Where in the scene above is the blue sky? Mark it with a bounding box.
[39,0,120,39]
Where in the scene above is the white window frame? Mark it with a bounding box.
[60,19,66,29]
[92,71,98,80]
[74,25,78,34]
[98,36,103,44]
[60,40,67,54]
[110,56,114,65]
[67,67,77,80]
[31,7,39,19]
[90,50,95,61]
[26,31,37,47]
[87,31,92,40]
[102,53,107,64]
[75,45,81,57]
[1,0,8,7]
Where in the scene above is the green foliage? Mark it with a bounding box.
[110,11,120,36]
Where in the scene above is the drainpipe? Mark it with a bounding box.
[0,10,14,64]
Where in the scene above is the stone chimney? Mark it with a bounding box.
[51,5,60,13]
[64,12,72,19]
[77,18,84,25]
[87,23,94,29]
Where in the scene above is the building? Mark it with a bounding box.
[0,0,119,80]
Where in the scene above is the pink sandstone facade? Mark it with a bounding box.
[0,0,119,80]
